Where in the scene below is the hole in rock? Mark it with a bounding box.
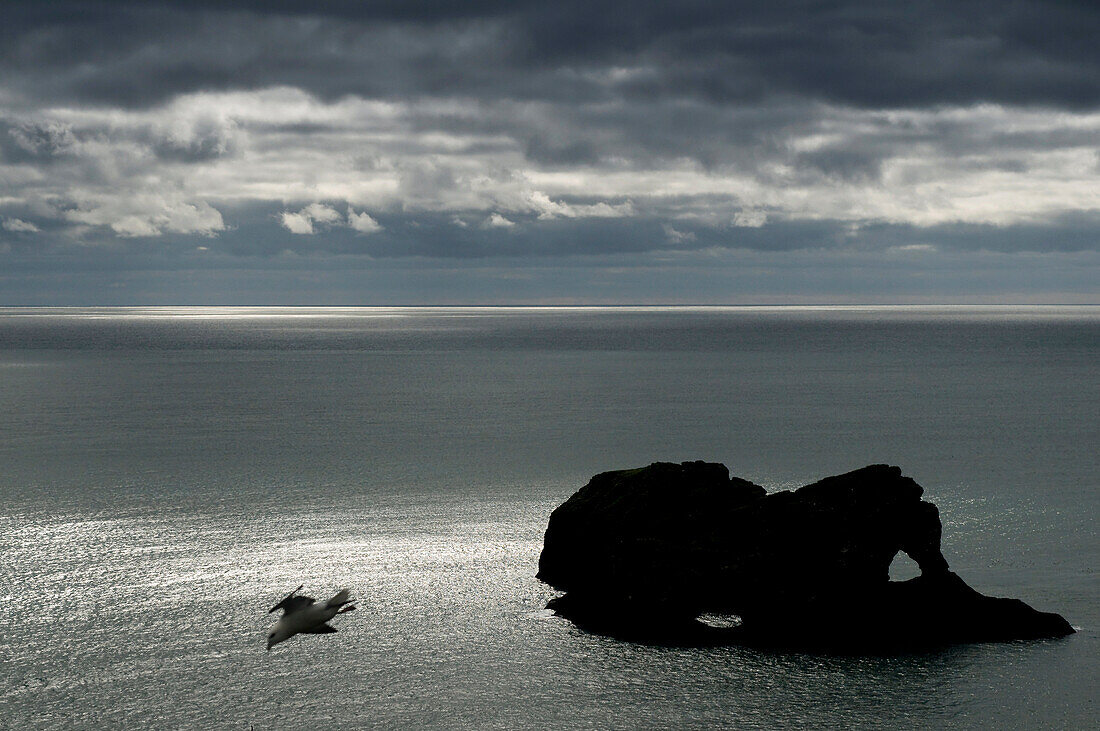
[889,551,922,582]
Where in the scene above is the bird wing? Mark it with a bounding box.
[272,595,315,615]
[268,584,306,613]
[300,623,338,634]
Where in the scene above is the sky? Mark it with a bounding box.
[1,0,1098,304]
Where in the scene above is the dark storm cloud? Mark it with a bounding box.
[2,0,1098,304]
[2,1,1098,110]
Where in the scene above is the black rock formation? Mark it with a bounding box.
[537,462,1074,649]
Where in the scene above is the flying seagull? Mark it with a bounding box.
[266,585,356,650]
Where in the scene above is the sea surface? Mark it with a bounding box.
[0,306,1096,729]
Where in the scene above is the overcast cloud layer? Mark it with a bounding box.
[1,0,1098,303]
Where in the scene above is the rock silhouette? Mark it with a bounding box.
[537,462,1074,649]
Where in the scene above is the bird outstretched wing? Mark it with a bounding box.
[268,585,316,615]
[277,596,315,614]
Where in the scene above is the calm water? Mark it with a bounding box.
[0,306,1096,729]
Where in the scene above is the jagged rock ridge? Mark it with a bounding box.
[537,462,1074,648]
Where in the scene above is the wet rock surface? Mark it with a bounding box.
[537,462,1074,649]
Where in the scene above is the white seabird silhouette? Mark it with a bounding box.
[266,585,356,650]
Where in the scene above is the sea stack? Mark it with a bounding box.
[537,462,1074,649]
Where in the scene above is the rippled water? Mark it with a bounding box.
[0,307,1096,728]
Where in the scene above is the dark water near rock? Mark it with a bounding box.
[0,306,1096,729]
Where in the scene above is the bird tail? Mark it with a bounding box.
[326,588,352,608]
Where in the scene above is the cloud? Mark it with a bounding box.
[279,203,341,234]
[280,210,316,235]
[151,114,240,162]
[663,225,696,244]
[8,121,79,157]
[526,191,635,220]
[732,209,767,228]
[889,244,937,254]
[63,195,226,237]
[483,213,515,228]
[2,218,39,232]
[280,203,383,235]
[348,209,383,234]
[302,203,341,225]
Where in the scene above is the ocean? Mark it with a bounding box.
[0,306,1096,729]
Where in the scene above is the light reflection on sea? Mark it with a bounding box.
[3,493,1075,730]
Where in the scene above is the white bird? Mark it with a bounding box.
[266,585,356,650]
